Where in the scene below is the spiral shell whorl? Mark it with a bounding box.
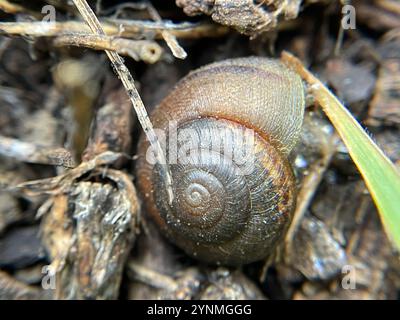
[140,118,296,265]
[136,57,304,265]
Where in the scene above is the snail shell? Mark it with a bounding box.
[136,57,305,265]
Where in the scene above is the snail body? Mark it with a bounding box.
[136,57,305,265]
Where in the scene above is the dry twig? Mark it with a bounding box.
[0,20,228,39]
[54,34,163,64]
[145,1,187,59]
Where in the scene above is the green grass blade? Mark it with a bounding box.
[282,52,400,251]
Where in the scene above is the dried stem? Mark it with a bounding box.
[0,20,228,39]
[105,18,229,39]
[54,35,163,64]
[145,1,187,59]
[72,0,174,204]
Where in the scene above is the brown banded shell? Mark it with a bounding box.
[136,57,305,265]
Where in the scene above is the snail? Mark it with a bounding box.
[135,57,305,265]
